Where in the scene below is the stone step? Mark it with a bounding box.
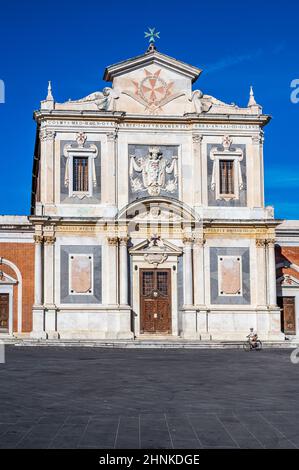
[1,338,299,349]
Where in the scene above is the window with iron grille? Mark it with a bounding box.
[73,157,89,192]
[142,272,154,296]
[157,272,168,296]
[219,160,234,195]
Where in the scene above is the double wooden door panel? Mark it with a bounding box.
[140,269,171,334]
[0,294,9,331]
[278,296,296,335]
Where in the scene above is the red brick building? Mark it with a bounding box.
[0,217,34,335]
[276,221,299,338]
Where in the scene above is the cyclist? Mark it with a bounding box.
[247,328,258,348]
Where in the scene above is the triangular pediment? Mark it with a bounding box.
[102,48,202,116]
[103,49,202,83]
[129,237,182,256]
[0,271,17,284]
[277,274,299,287]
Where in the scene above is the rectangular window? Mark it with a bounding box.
[73,157,89,192]
[142,272,154,296]
[219,160,234,195]
[157,271,168,296]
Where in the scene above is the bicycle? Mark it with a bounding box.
[243,339,262,352]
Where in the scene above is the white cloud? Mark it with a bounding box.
[205,50,263,74]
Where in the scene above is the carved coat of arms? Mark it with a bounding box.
[129,146,178,197]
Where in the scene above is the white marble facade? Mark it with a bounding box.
[30,46,284,341]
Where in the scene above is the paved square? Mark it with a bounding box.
[0,346,299,448]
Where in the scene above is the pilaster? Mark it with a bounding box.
[250,133,264,207]
[104,130,118,206]
[119,236,129,305]
[266,238,277,307]
[39,128,56,206]
[193,134,203,206]
[31,230,46,339]
[193,236,205,306]
[33,234,43,306]
[107,235,119,305]
[43,230,58,339]
[181,235,198,338]
[255,238,267,307]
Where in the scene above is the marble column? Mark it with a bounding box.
[251,133,264,207]
[256,239,267,306]
[107,236,118,305]
[39,129,56,204]
[43,235,55,307]
[182,236,198,338]
[106,235,133,339]
[183,236,194,307]
[267,239,277,307]
[193,134,203,206]
[193,237,205,306]
[43,234,58,339]
[119,236,129,305]
[31,234,47,339]
[33,235,43,306]
[105,131,117,206]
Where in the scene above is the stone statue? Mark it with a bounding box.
[129,146,178,196]
[68,87,119,111]
[189,90,213,114]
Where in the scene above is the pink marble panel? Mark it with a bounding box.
[219,256,241,295]
[70,255,92,294]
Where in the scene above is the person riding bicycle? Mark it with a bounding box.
[247,328,258,347]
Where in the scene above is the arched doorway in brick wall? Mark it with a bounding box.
[0,258,22,335]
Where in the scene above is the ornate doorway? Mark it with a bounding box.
[140,269,171,334]
[0,293,9,332]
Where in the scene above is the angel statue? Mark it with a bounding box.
[129,146,178,196]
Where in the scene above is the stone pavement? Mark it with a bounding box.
[0,347,299,449]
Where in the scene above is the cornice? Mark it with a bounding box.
[103,49,202,83]
[33,111,271,130]
[0,225,34,232]
[203,219,282,228]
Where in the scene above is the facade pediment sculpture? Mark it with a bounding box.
[189,90,213,114]
[63,87,120,111]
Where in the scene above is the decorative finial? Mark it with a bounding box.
[144,27,160,51]
[76,132,87,148]
[223,134,232,150]
[248,85,257,106]
[46,80,54,101]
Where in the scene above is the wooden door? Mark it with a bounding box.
[0,294,9,331]
[279,296,296,335]
[140,269,171,334]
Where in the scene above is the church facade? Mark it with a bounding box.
[1,45,298,341]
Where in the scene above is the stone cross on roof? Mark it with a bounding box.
[144,27,160,44]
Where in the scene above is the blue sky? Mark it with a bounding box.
[0,0,298,219]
